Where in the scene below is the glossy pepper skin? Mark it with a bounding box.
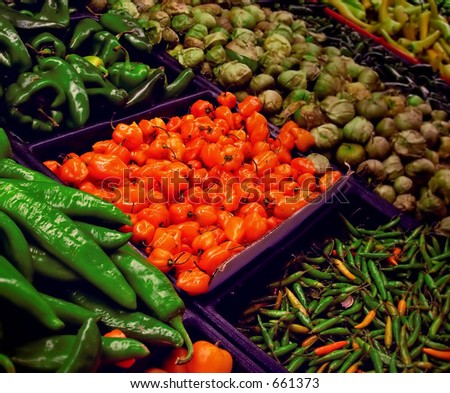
[57,317,102,373]
[91,30,125,68]
[39,293,100,326]
[28,32,66,59]
[0,15,32,74]
[0,255,64,331]
[0,128,13,160]
[0,0,69,29]
[75,220,132,251]
[0,211,33,281]
[99,10,153,54]
[0,182,137,310]
[11,334,149,372]
[0,354,15,373]
[68,18,103,52]
[123,68,166,110]
[111,245,194,364]
[65,54,128,108]
[107,50,153,93]
[33,56,90,129]
[4,71,65,133]
[0,177,131,226]
[68,289,184,348]
[29,242,81,282]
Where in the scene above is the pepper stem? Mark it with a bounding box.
[171,314,194,365]
[38,108,59,127]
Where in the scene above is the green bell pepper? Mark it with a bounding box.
[107,48,152,93]
[28,32,66,58]
[65,54,128,108]
[0,15,32,74]
[4,72,65,133]
[91,30,125,68]
[33,56,90,129]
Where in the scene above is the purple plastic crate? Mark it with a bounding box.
[26,89,350,294]
[190,189,420,372]
[119,309,265,373]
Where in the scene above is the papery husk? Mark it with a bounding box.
[392,130,427,158]
[374,184,397,204]
[357,159,387,182]
[394,194,417,212]
[365,136,391,160]
[393,176,414,194]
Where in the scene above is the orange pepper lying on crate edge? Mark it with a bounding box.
[44,95,343,295]
[146,340,233,373]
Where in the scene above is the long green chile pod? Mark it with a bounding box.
[40,293,100,326]
[11,335,149,372]
[0,182,137,310]
[0,157,57,182]
[75,221,132,251]
[68,289,184,348]
[57,318,102,373]
[0,354,15,373]
[109,244,193,364]
[0,211,33,281]
[29,243,81,282]
[0,128,13,160]
[0,255,64,331]
[0,178,131,226]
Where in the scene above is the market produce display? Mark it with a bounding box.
[43,94,343,295]
[0,129,199,372]
[323,0,450,78]
[0,1,194,138]
[234,215,450,373]
[2,0,450,375]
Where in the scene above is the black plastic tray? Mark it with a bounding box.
[190,187,420,372]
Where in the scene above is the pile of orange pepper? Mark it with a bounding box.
[44,92,342,295]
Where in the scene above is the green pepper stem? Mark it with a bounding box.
[170,314,194,365]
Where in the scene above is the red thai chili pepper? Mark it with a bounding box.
[314,341,349,356]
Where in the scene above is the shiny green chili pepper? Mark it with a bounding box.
[369,348,384,373]
[257,314,274,353]
[311,296,334,319]
[28,32,66,59]
[0,15,32,74]
[0,210,33,281]
[286,356,307,372]
[162,68,195,100]
[99,10,153,54]
[0,182,136,310]
[0,128,13,160]
[389,351,398,373]
[0,178,131,226]
[57,317,102,373]
[367,260,387,301]
[272,342,298,358]
[109,244,193,363]
[301,262,333,280]
[123,68,166,110]
[399,324,412,367]
[407,311,421,348]
[29,242,81,282]
[299,276,326,289]
[68,289,184,348]
[0,354,15,373]
[40,293,100,326]
[33,56,90,129]
[310,316,343,334]
[75,221,132,251]
[269,271,303,288]
[340,214,361,237]
[329,356,349,372]
[69,18,103,52]
[0,255,64,331]
[341,301,363,316]
[291,282,307,308]
[308,349,350,366]
[319,327,351,336]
